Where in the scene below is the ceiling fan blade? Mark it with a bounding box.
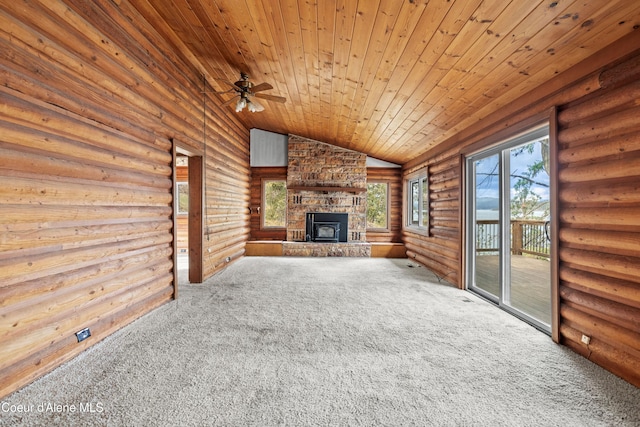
[254,93,287,103]
[221,95,239,106]
[221,79,242,91]
[251,82,273,93]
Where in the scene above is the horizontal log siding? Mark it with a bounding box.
[557,57,640,387]
[403,156,461,285]
[0,0,249,398]
[367,168,403,243]
[249,167,288,241]
[401,37,640,386]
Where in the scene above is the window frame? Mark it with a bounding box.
[404,168,429,234]
[176,182,189,215]
[261,178,287,229]
[366,180,390,231]
[465,123,552,334]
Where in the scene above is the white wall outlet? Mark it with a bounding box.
[581,334,591,345]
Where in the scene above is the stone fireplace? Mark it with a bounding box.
[283,135,370,256]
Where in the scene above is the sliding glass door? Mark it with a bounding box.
[471,152,501,300]
[467,126,551,333]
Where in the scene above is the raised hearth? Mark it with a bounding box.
[282,242,371,257]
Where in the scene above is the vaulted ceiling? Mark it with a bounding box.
[131,0,640,164]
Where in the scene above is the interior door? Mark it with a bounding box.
[467,126,551,333]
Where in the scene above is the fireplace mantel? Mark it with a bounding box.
[288,186,366,194]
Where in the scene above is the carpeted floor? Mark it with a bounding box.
[2,257,638,426]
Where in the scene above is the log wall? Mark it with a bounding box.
[556,57,640,386]
[0,0,249,398]
[403,156,461,284]
[403,38,640,386]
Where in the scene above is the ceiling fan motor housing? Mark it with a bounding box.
[235,72,252,91]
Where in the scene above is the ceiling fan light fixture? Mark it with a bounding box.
[235,97,247,112]
[247,99,265,113]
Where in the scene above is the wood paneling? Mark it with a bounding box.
[127,0,640,164]
[370,243,406,258]
[176,165,189,254]
[245,241,284,256]
[176,165,189,182]
[0,0,249,399]
[176,217,189,253]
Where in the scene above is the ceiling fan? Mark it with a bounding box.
[219,72,286,113]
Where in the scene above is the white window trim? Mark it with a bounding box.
[404,168,429,235]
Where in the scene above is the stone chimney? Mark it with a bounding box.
[286,135,367,243]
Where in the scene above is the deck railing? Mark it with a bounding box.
[476,220,550,259]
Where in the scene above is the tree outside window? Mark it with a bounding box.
[366,182,389,229]
[263,180,287,228]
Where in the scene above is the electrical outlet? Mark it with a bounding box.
[76,327,91,343]
[581,334,591,345]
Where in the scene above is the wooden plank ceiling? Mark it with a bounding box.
[130,0,640,164]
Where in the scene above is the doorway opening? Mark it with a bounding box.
[466,125,552,333]
[175,155,190,286]
[173,142,204,291]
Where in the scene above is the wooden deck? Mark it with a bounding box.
[474,255,551,325]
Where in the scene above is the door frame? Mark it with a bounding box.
[172,140,205,297]
[463,115,559,339]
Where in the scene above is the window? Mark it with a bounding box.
[176,182,189,215]
[262,180,287,228]
[366,181,389,230]
[406,170,428,230]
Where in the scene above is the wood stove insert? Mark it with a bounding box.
[306,213,348,242]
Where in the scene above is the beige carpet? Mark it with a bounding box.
[1,257,638,426]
